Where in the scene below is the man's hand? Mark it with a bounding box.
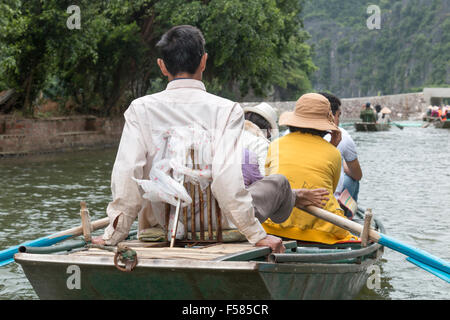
[293,188,330,209]
[255,235,285,253]
[330,129,342,147]
[91,236,106,246]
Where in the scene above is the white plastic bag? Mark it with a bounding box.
[133,125,213,207]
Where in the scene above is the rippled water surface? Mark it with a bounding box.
[0,124,449,299]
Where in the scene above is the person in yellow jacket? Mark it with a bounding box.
[263,93,357,244]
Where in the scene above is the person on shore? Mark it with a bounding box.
[263,93,356,244]
[360,102,376,123]
[91,25,327,253]
[320,92,362,208]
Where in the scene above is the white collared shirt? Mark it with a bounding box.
[102,79,267,245]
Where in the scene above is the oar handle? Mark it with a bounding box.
[304,206,381,242]
[50,217,110,239]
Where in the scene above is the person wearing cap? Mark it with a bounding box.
[242,102,279,177]
[360,102,377,123]
[263,93,356,244]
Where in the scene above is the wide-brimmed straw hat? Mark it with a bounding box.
[279,93,338,132]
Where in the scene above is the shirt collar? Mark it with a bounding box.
[166,78,206,91]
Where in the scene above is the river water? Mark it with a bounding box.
[0,123,449,300]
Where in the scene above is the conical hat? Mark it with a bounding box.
[381,107,392,114]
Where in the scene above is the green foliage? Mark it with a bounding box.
[0,0,315,116]
[304,0,450,98]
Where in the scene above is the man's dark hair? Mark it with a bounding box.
[318,92,341,116]
[156,25,206,76]
[288,126,328,138]
[245,112,272,139]
[375,105,381,113]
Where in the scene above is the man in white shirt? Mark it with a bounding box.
[92,25,326,252]
[320,93,362,202]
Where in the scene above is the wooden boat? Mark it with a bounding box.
[14,209,385,300]
[354,122,390,132]
[422,115,438,122]
[434,120,450,129]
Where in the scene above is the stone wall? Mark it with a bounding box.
[0,115,124,157]
[242,92,428,121]
[0,91,430,157]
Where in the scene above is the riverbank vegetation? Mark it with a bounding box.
[303,0,450,98]
[0,0,316,117]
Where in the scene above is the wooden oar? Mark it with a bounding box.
[422,118,439,128]
[304,206,450,283]
[0,217,109,266]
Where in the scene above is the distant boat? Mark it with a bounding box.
[14,209,384,300]
[354,122,390,132]
[422,115,438,122]
[434,120,450,129]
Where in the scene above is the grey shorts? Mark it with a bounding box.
[247,174,295,224]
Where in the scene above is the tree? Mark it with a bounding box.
[0,0,315,116]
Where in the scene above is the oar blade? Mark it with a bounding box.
[0,258,15,267]
[406,257,450,283]
[304,206,450,282]
[378,234,450,275]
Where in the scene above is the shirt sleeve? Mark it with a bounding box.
[339,133,358,163]
[255,137,269,177]
[211,103,267,245]
[102,103,150,245]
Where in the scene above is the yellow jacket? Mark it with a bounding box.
[263,132,355,244]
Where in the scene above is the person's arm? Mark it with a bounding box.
[344,158,362,181]
[340,133,362,182]
[93,103,150,246]
[211,103,283,252]
[329,129,342,147]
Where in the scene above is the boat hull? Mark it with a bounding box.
[434,120,450,129]
[15,249,381,300]
[354,122,390,132]
[423,116,439,122]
